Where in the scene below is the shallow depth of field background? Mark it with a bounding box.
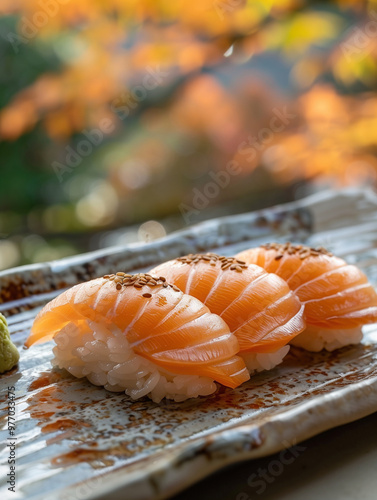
[1,0,377,270]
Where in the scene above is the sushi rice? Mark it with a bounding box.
[290,325,363,352]
[52,320,217,403]
[240,346,290,373]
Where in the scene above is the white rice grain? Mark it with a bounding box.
[52,321,217,403]
[290,325,363,352]
[241,345,290,373]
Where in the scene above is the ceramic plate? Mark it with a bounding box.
[1,188,377,500]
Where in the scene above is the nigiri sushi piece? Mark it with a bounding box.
[236,243,377,352]
[26,273,249,403]
[150,253,305,373]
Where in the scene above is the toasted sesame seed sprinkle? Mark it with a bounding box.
[261,242,333,260]
[142,293,152,298]
[176,253,248,273]
[102,272,181,292]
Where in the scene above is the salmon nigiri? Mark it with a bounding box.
[150,254,305,373]
[236,243,377,352]
[26,273,249,402]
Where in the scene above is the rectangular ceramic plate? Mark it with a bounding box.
[1,188,377,500]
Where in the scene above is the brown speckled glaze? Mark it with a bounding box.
[1,189,377,500]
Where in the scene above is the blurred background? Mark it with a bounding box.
[1,0,377,270]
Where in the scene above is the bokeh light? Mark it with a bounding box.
[1,1,377,268]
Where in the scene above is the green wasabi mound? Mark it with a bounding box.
[0,313,19,373]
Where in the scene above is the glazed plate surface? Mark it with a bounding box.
[1,189,377,500]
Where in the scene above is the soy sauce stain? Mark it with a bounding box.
[41,418,90,433]
[28,371,68,391]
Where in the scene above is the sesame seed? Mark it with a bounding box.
[175,253,248,273]
[103,272,181,291]
[142,293,152,298]
[261,242,333,260]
